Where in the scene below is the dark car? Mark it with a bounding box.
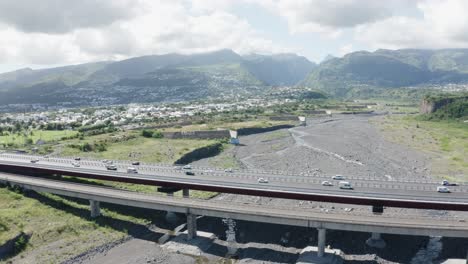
[74,157,81,161]
[131,161,140,166]
[185,171,195,176]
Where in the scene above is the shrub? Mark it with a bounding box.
[141,130,153,138]
[152,131,164,138]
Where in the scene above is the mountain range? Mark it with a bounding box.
[2,48,468,107]
[0,50,315,107]
[300,49,468,96]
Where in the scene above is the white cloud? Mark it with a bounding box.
[0,0,285,66]
[355,0,468,50]
[257,0,413,34]
[0,0,139,34]
[338,44,354,57]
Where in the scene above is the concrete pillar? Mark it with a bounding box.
[317,228,326,258]
[187,213,197,240]
[165,192,178,223]
[366,232,386,249]
[183,188,189,198]
[89,200,100,218]
[223,218,238,257]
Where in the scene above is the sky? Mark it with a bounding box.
[1,0,468,73]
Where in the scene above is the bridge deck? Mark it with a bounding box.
[1,173,467,238]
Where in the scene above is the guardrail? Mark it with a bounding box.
[0,159,467,211]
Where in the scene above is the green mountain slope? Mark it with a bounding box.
[0,49,316,106]
[301,49,468,97]
[241,53,316,86]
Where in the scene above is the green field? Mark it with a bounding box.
[373,115,468,182]
[0,185,161,264]
[0,130,78,148]
[162,119,293,132]
[56,133,217,164]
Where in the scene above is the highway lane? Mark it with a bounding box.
[1,152,459,184]
[1,153,466,195]
[0,156,467,211]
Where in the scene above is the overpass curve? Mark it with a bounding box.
[1,173,467,238]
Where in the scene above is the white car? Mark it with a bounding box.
[183,165,192,170]
[332,175,345,180]
[106,164,117,171]
[321,181,333,186]
[224,168,233,173]
[339,181,353,189]
[127,167,138,174]
[437,186,450,193]
[258,178,269,183]
[72,162,80,167]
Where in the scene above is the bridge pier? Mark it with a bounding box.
[183,188,189,198]
[366,232,386,249]
[165,192,178,223]
[317,228,326,257]
[187,213,197,240]
[89,200,100,218]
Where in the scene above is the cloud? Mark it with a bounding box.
[355,0,468,50]
[0,0,285,66]
[0,0,138,34]
[258,0,413,34]
[338,44,354,57]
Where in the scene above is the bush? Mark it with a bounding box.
[152,131,164,139]
[141,130,153,138]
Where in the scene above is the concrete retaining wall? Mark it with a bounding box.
[163,130,230,140]
[269,115,298,121]
[237,125,295,136]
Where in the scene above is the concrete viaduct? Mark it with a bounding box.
[1,173,467,261]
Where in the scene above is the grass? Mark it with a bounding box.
[0,130,78,147]
[261,130,290,141]
[0,185,154,263]
[204,144,242,170]
[373,115,468,182]
[51,134,221,199]
[162,120,293,132]
[56,132,217,164]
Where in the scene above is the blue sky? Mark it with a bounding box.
[0,0,467,73]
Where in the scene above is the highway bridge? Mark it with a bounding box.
[1,173,468,260]
[0,153,467,211]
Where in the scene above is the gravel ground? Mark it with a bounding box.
[192,113,468,263]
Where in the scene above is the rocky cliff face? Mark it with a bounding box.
[419,97,457,114]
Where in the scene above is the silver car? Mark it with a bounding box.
[332,175,345,180]
[321,181,333,186]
